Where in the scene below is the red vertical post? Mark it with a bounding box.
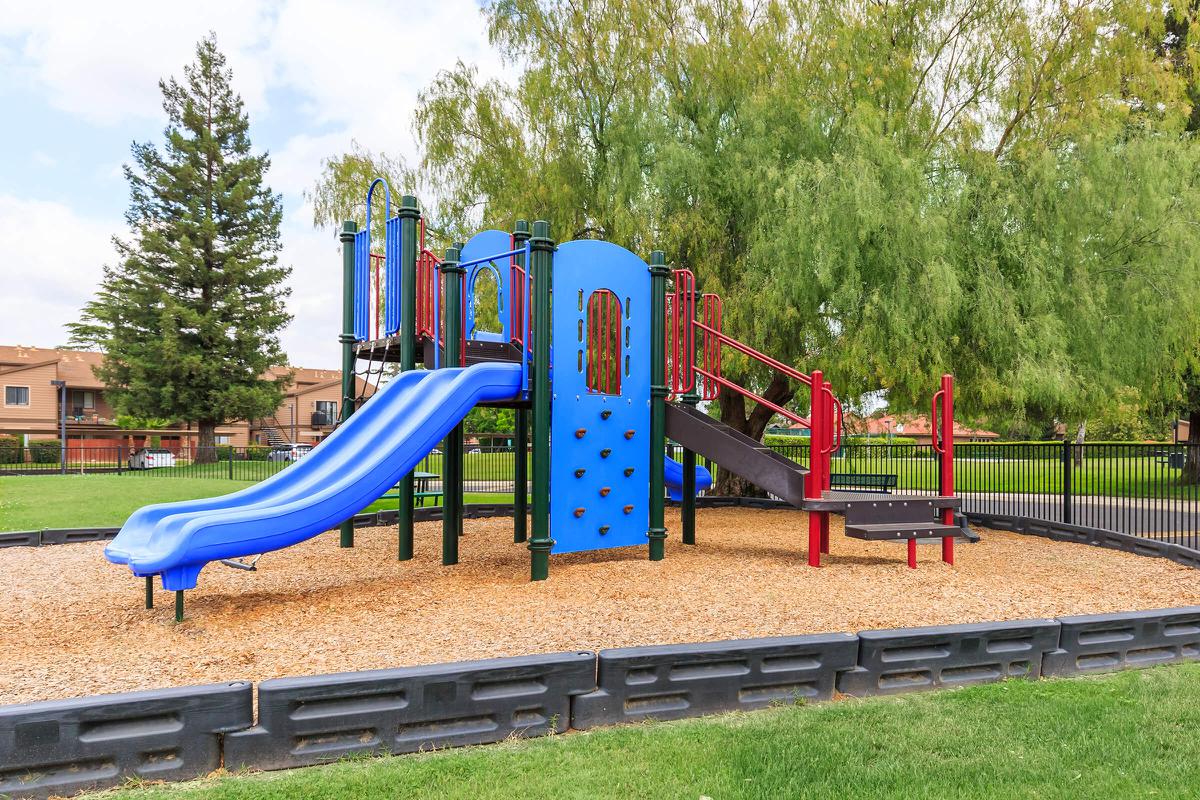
[939,374,955,565]
[820,380,833,555]
[806,370,824,567]
[908,538,917,569]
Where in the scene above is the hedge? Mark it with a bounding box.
[28,438,63,464]
[0,435,20,464]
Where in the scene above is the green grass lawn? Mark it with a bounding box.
[92,663,1200,800]
[0,475,514,531]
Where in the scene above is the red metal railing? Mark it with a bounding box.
[931,373,956,564]
[369,252,385,340]
[415,218,443,345]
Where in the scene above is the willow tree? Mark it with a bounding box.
[316,0,1200,491]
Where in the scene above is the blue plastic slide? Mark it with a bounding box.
[106,363,524,591]
[664,454,713,502]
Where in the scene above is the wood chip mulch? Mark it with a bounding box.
[2,507,1199,706]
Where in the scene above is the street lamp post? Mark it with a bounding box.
[50,380,66,474]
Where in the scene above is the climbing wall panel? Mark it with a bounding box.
[550,240,651,553]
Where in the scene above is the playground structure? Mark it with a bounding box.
[105,179,961,619]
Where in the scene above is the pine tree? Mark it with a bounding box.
[71,34,291,461]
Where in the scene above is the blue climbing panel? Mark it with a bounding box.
[459,230,512,344]
[550,240,651,553]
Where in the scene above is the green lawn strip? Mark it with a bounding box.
[0,475,516,532]
[0,475,254,531]
[94,664,1200,800]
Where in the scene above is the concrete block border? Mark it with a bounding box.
[4,609,1200,797]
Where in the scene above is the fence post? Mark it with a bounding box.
[228,445,234,480]
[1062,438,1073,525]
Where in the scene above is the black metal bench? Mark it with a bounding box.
[829,473,898,493]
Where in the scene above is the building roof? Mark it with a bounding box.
[854,414,999,440]
[0,346,107,388]
[0,345,340,393]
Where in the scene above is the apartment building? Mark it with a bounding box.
[0,346,347,451]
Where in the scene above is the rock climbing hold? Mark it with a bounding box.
[575,428,587,438]
[624,429,635,440]
[600,448,612,458]
[574,508,585,518]
[599,487,611,497]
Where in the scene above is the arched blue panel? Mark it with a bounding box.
[550,240,652,554]
[354,178,391,342]
[384,215,402,336]
[353,228,369,341]
[459,229,511,343]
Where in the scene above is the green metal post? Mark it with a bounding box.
[528,221,555,581]
[441,244,464,565]
[144,576,153,609]
[512,220,531,543]
[648,251,669,560]
[174,591,184,623]
[338,220,358,548]
[397,197,421,560]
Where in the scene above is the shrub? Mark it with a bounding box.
[29,438,63,464]
[244,445,270,461]
[0,435,20,464]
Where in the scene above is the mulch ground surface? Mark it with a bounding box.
[3,508,1199,705]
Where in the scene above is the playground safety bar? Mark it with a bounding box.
[691,366,811,428]
[587,289,622,394]
[416,218,443,348]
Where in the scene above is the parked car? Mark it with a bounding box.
[128,447,177,470]
[268,444,313,463]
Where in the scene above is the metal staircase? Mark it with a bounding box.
[258,417,290,446]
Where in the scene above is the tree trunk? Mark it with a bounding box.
[1182,408,1200,485]
[712,373,798,496]
[1072,420,1086,468]
[195,420,218,464]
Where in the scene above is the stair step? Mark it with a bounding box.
[844,522,961,542]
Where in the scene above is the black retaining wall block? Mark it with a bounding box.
[376,509,400,525]
[570,634,858,729]
[224,651,595,771]
[837,619,1060,697]
[1090,529,1173,559]
[964,513,1025,533]
[1021,518,1095,545]
[0,531,40,548]
[1043,607,1200,677]
[1165,544,1200,569]
[0,682,251,800]
[38,528,119,545]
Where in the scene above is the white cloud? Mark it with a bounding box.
[0,195,117,347]
[0,0,514,367]
[31,150,56,167]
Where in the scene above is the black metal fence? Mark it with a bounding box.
[5,439,1199,547]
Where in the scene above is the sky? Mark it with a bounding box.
[0,0,505,369]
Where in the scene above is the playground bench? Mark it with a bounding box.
[381,490,443,507]
[830,473,898,493]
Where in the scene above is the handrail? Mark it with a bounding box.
[692,366,811,427]
[692,321,812,387]
[931,388,946,455]
[823,385,843,454]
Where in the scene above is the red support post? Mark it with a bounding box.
[908,538,917,569]
[938,373,955,565]
[819,380,833,555]
[806,370,824,567]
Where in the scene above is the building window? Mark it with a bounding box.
[4,386,29,406]
[315,400,337,420]
[215,435,232,445]
[71,390,95,415]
